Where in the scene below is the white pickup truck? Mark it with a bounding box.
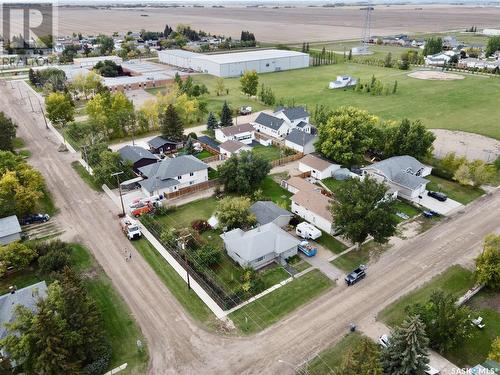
[120,217,142,240]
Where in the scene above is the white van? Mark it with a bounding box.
[296,222,322,240]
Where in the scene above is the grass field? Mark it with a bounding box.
[229,270,334,334]
[315,232,347,254]
[71,161,102,191]
[331,241,387,272]
[193,62,500,140]
[252,144,286,162]
[258,175,293,209]
[427,175,485,204]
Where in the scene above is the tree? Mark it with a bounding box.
[96,34,114,55]
[340,336,383,375]
[469,160,495,187]
[38,245,72,274]
[486,36,500,57]
[399,52,410,70]
[207,112,218,131]
[45,92,75,127]
[196,245,222,267]
[475,234,500,290]
[381,315,430,375]
[184,137,196,155]
[215,77,225,96]
[423,37,443,56]
[0,112,17,151]
[92,150,132,187]
[331,177,398,249]
[216,196,256,230]
[383,119,435,160]
[453,163,472,186]
[315,106,380,165]
[384,52,393,68]
[407,291,472,352]
[160,104,184,142]
[0,242,37,276]
[488,337,500,362]
[219,101,233,127]
[218,151,271,195]
[240,70,259,96]
[94,60,122,77]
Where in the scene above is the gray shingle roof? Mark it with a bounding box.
[221,222,299,262]
[138,155,208,193]
[296,121,309,129]
[276,106,309,121]
[250,201,292,225]
[118,145,158,164]
[254,113,285,131]
[147,136,179,149]
[0,216,21,238]
[364,156,429,190]
[285,129,316,146]
[219,140,248,153]
[0,281,47,340]
[220,123,254,137]
[198,135,220,151]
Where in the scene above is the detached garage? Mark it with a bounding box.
[0,216,22,245]
[158,49,310,77]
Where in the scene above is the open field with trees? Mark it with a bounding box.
[192,62,500,139]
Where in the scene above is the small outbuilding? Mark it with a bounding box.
[147,136,183,155]
[0,216,22,246]
[118,145,159,173]
[250,201,292,227]
[284,129,317,154]
[219,140,251,158]
[299,154,340,180]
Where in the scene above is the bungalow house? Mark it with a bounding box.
[274,106,310,128]
[0,281,48,343]
[250,201,292,227]
[0,216,22,246]
[138,155,209,196]
[219,140,251,158]
[298,154,340,180]
[361,155,432,200]
[281,176,321,195]
[220,222,299,270]
[284,129,317,155]
[252,112,289,138]
[118,145,159,173]
[147,136,183,155]
[215,123,255,144]
[425,51,457,66]
[290,190,334,234]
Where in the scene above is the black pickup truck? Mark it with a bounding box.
[345,265,367,286]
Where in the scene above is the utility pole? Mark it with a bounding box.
[27,95,35,112]
[38,100,49,129]
[111,171,126,217]
[177,234,192,290]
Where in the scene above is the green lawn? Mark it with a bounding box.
[12,137,25,149]
[322,178,348,193]
[229,270,334,334]
[258,175,293,209]
[315,232,347,255]
[393,200,421,223]
[195,149,213,160]
[378,265,475,327]
[156,198,219,229]
[306,332,363,374]
[193,62,500,140]
[69,244,148,373]
[0,268,42,295]
[71,161,102,191]
[427,175,485,205]
[132,238,216,328]
[38,188,57,216]
[252,144,285,162]
[331,241,386,272]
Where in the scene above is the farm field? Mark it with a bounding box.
[193,62,500,140]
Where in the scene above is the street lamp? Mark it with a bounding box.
[111,171,126,217]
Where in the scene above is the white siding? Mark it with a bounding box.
[291,201,333,234]
[298,162,340,180]
[0,232,21,246]
[146,169,208,197]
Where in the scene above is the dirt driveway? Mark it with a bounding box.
[432,129,500,162]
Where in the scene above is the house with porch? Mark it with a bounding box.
[215,123,255,144]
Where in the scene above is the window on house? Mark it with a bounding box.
[189,181,194,185]
[177,175,182,180]
[190,172,194,176]
[256,256,265,262]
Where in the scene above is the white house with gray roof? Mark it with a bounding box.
[138,155,208,196]
[250,201,292,227]
[0,216,22,245]
[252,112,289,138]
[285,129,317,154]
[221,222,299,270]
[362,156,432,200]
[252,107,313,139]
[274,106,310,128]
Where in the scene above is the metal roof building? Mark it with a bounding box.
[158,49,310,77]
[0,215,22,246]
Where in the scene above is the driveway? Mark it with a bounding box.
[412,192,463,215]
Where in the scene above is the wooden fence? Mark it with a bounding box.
[164,179,219,200]
[271,153,303,167]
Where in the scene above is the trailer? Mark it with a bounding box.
[298,241,317,257]
[296,222,322,240]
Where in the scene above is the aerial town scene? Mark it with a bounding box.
[0,1,499,374]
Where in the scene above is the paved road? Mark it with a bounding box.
[2,81,499,375]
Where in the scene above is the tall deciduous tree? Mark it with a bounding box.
[160,104,184,142]
[341,336,383,375]
[219,101,233,127]
[486,36,500,57]
[475,234,500,290]
[215,77,225,96]
[45,92,75,127]
[92,150,133,187]
[381,315,430,375]
[315,106,380,165]
[240,70,259,96]
[331,176,398,249]
[383,119,435,160]
[216,196,256,230]
[0,112,17,151]
[218,151,270,195]
[406,291,472,352]
[489,337,500,362]
[0,242,37,276]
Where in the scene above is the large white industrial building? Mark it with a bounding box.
[157,49,310,77]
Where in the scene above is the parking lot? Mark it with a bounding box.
[412,191,463,216]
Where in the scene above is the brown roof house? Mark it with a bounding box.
[215,123,255,144]
[290,190,334,234]
[298,154,340,180]
[219,140,252,158]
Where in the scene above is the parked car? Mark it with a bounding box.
[427,191,447,202]
[20,213,50,225]
[298,241,317,257]
[296,222,322,240]
[345,265,367,286]
[378,334,390,348]
[239,106,252,115]
[120,217,142,240]
[131,203,154,217]
[423,210,440,218]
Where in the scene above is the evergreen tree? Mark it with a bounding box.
[302,42,306,52]
[306,43,310,52]
[348,49,353,60]
[219,101,233,127]
[160,104,184,141]
[184,137,196,155]
[392,80,398,94]
[381,315,430,375]
[206,112,218,131]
